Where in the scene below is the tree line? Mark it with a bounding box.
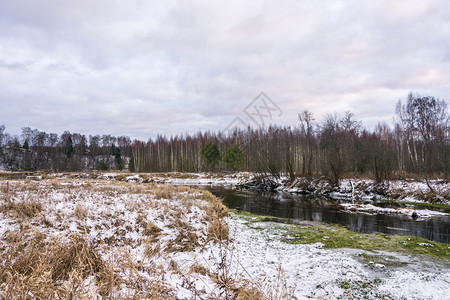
[0,127,132,172]
[0,93,448,184]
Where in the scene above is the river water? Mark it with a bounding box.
[204,186,450,243]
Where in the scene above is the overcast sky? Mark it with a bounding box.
[1,0,449,140]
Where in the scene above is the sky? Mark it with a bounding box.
[1,0,449,140]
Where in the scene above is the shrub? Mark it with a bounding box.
[96,161,109,171]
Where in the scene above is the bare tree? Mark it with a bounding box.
[298,110,315,177]
[396,93,449,190]
[0,124,5,148]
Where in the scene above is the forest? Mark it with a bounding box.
[0,93,448,184]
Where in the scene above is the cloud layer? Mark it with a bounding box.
[1,0,449,138]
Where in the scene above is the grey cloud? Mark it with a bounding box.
[0,61,28,70]
[0,0,449,138]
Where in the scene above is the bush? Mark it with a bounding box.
[96,161,109,171]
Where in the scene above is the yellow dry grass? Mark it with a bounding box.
[0,177,294,299]
[0,198,42,218]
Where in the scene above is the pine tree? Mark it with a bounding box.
[201,142,221,170]
[128,155,135,172]
[223,144,245,170]
[65,136,74,158]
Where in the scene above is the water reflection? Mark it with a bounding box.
[205,186,450,243]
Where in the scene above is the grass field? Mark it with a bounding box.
[0,178,292,299]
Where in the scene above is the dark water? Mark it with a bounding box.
[205,186,450,244]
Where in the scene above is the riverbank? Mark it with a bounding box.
[0,178,448,299]
[243,174,450,220]
[243,174,449,203]
[3,170,447,219]
[37,171,449,218]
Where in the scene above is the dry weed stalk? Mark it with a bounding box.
[73,202,88,219]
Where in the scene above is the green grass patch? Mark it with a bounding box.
[400,201,450,211]
[357,253,408,268]
[337,278,386,300]
[284,224,449,259]
[376,199,450,212]
[229,209,265,223]
[231,210,450,260]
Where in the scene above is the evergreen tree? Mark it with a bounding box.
[97,161,109,170]
[223,144,245,170]
[65,136,74,158]
[201,142,221,170]
[128,155,135,172]
[115,148,123,170]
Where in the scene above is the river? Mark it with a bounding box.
[204,186,450,243]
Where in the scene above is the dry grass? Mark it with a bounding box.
[166,172,200,179]
[0,198,42,218]
[0,229,177,299]
[0,230,115,299]
[153,185,173,200]
[143,220,162,236]
[73,202,88,219]
[202,190,230,243]
[0,177,295,299]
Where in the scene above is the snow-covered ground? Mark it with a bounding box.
[339,202,448,220]
[0,178,448,299]
[50,171,253,186]
[228,215,450,299]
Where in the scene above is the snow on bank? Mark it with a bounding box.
[264,176,449,204]
[226,215,450,299]
[340,203,448,219]
[48,171,449,205]
[50,171,253,186]
[243,175,449,217]
[162,173,252,186]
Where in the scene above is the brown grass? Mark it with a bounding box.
[0,230,116,299]
[0,177,295,299]
[0,199,42,218]
[73,202,88,219]
[143,220,162,237]
[0,229,177,299]
[166,225,200,253]
[153,185,173,200]
[202,191,229,243]
[166,172,200,179]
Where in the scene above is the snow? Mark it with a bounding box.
[149,172,252,186]
[340,202,448,219]
[1,178,448,299]
[48,171,254,186]
[226,215,450,299]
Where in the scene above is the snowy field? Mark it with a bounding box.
[0,177,449,299]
